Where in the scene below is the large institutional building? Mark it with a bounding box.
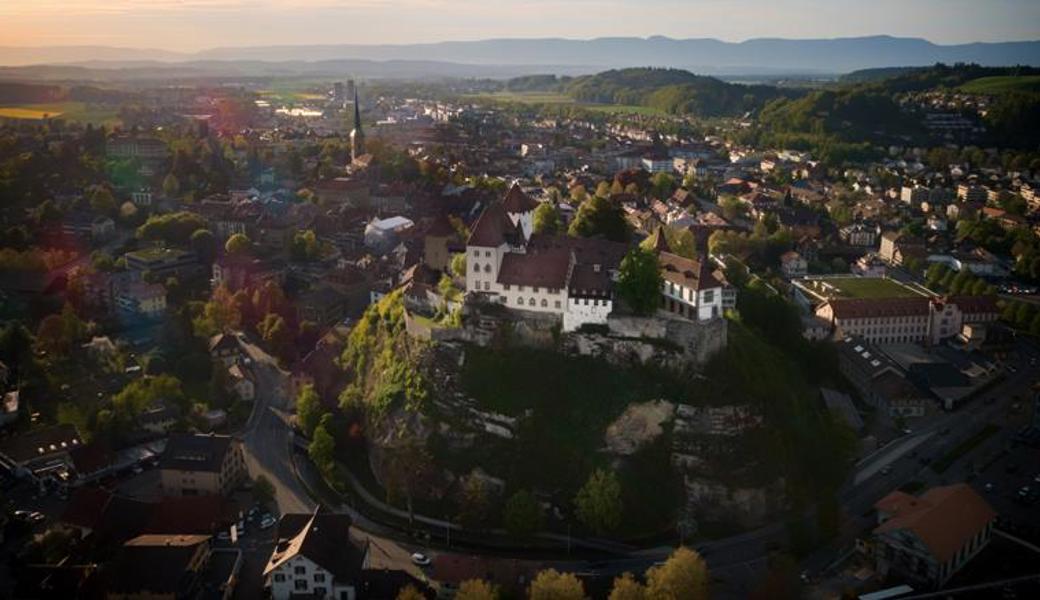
[464,184,731,331]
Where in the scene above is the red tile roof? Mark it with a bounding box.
[497,249,571,289]
[874,483,996,564]
[467,202,522,247]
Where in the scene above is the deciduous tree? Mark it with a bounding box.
[617,248,662,316]
[644,546,709,600]
[529,569,586,600]
[574,468,623,534]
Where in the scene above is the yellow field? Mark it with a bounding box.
[0,106,64,119]
[0,102,120,125]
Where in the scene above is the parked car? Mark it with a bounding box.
[880,465,892,475]
[260,515,277,530]
[217,531,231,542]
[410,552,432,567]
[14,510,46,524]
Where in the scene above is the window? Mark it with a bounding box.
[485,250,491,257]
[294,566,306,575]
[541,299,547,307]
[483,281,490,291]
[274,574,285,582]
[472,262,480,273]
[295,580,308,591]
[528,297,535,306]
[314,574,326,583]
[315,588,327,597]
[555,301,561,309]
[503,284,510,291]
[703,290,714,304]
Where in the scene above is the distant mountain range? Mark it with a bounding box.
[1,36,1039,76]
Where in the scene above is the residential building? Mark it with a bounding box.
[780,250,807,279]
[0,424,82,482]
[956,183,988,204]
[869,484,996,588]
[115,281,167,318]
[105,534,211,599]
[124,248,199,279]
[209,333,247,368]
[839,223,878,247]
[879,232,926,266]
[265,510,368,600]
[159,433,246,497]
[658,251,727,321]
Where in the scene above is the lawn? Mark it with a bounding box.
[811,276,924,299]
[0,102,120,125]
[959,75,1040,95]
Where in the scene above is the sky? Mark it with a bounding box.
[2,0,1038,51]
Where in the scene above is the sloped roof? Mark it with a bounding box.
[658,252,721,291]
[265,509,365,582]
[498,249,571,289]
[874,483,996,564]
[467,202,522,247]
[828,297,931,320]
[501,183,538,214]
[107,535,210,596]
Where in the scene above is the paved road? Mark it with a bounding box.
[238,337,314,516]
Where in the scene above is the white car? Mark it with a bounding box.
[411,552,432,567]
[260,515,277,530]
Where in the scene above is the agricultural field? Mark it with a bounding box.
[0,101,120,125]
[958,75,1040,95]
[466,91,669,116]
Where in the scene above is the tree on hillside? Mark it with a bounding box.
[379,432,435,524]
[225,233,252,256]
[457,473,493,530]
[608,573,646,600]
[533,202,562,235]
[456,579,498,600]
[617,248,662,316]
[529,569,586,600]
[295,383,322,437]
[503,489,544,536]
[190,228,217,263]
[645,546,709,600]
[308,414,336,474]
[595,181,612,199]
[162,173,180,197]
[569,194,630,242]
[574,468,623,534]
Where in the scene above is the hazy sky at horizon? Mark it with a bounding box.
[2,0,1038,50]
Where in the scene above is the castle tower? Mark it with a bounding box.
[350,89,365,162]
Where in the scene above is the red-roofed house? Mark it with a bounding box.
[869,483,996,587]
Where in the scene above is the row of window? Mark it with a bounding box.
[504,296,562,309]
[503,283,561,295]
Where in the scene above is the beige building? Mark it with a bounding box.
[159,433,246,497]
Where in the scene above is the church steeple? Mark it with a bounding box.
[350,89,365,162]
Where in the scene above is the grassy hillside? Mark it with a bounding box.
[565,67,792,117]
[959,75,1040,94]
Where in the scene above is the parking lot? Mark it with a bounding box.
[971,438,1040,541]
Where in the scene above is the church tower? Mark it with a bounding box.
[350,89,365,162]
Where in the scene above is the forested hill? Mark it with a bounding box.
[561,68,794,117]
[840,63,1040,91]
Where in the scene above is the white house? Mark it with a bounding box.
[658,251,726,321]
[265,510,368,600]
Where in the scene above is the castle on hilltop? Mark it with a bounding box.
[464,183,735,331]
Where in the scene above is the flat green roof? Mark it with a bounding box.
[804,277,925,300]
